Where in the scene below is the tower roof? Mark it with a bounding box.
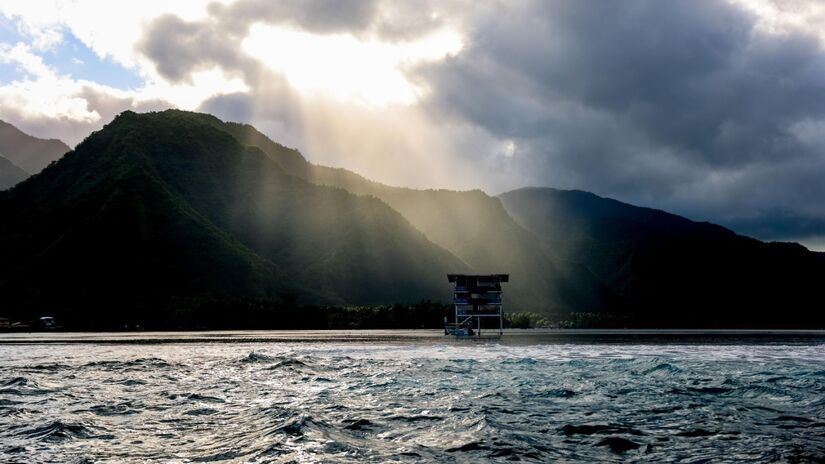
[447,274,509,283]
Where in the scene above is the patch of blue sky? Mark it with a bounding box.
[0,14,22,44]
[0,14,143,90]
[41,31,144,90]
[0,14,26,84]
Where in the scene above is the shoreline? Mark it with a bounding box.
[2,328,825,344]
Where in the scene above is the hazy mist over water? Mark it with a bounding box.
[1,333,824,462]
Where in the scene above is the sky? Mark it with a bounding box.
[1,0,825,250]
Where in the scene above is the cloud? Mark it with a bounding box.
[0,1,222,70]
[145,0,476,189]
[0,1,252,144]
[138,13,260,84]
[0,40,247,145]
[0,0,470,177]
[414,0,825,248]
[2,0,825,249]
[207,0,379,36]
[0,42,104,123]
[137,0,463,106]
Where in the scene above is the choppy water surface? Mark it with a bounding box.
[1,333,824,462]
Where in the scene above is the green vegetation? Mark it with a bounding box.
[53,298,452,331]
[500,188,825,328]
[554,312,635,329]
[2,109,823,329]
[0,110,463,326]
[503,312,553,329]
[219,120,619,319]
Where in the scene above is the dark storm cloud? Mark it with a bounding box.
[203,0,454,39]
[207,0,378,35]
[417,0,825,245]
[138,13,265,84]
[133,0,825,247]
[726,209,825,241]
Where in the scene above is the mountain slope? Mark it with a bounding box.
[499,187,825,327]
[0,119,70,174]
[0,155,27,190]
[0,110,465,325]
[6,110,817,327]
[213,122,620,317]
[0,160,309,326]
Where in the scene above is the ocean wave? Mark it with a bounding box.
[269,414,323,437]
[167,392,225,403]
[0,376,55,396]
[0,341,823,462]
[19,420,101,443]
[83,357,172,370]
[240,351,275,363]
[88,402,138,416]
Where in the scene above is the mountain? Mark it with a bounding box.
[3,109,821,328]
[499,187,825,327]
[0,110,465,327]
[211,121,620,318]
[0,155,28,190]
[0,119,70,174]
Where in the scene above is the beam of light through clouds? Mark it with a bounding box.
[1,0,825,249]
[243,25,463,106]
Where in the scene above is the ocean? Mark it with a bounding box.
[1,330,824,462]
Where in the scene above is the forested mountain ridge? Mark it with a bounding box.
[0,110,465,326]
[2,110,821,328]
[499,187,825,327]
[216,120,621,318]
